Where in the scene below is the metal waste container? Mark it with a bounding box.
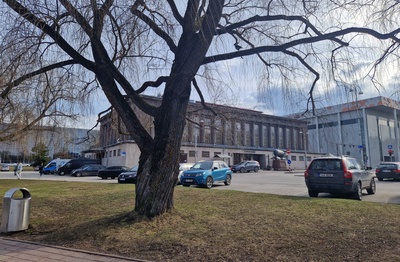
[0,188,31,233]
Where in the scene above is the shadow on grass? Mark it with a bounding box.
[24,211,147,245]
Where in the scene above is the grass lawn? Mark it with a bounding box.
[0,180,400,261]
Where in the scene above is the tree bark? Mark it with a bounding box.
[133,0,225,217]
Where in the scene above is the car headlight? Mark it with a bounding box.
[195,172,205,177]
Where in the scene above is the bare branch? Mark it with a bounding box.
[192,78,217,116]
[1,60,78,98]
[136,76,169,94]
[3,0,96,71]
[131,1,177,53]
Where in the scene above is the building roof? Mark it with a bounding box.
[291,96,400,118]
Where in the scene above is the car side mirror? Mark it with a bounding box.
[213,167,218,170]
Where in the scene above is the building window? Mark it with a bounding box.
[204,118,212,144]
[215,119,222,145]
[182,122,189,143]
[245,123,251,146]
[270,126,276,148]
[291,155,297,161]
[225,121,233,145]
[202,151,210,158]
[236,122,243,146]
[113,150,116,156]
[299,156,304,161]
[118,149,121,156]
[189,151,196,157]
[286,128,291,149]
[254,124,259,147]
[278,127,284,148]
[262,125,268,147]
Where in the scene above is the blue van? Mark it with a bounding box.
[42,159,71,174]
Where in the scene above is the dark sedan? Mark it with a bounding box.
[118,166,138,184]
[98,166,131,179]
[376,162,400,181]
[71,164,105,177]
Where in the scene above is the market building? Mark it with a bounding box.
[299,96,400,169]
[99,96,320,170]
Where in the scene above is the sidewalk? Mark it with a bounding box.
[0,237,147,262]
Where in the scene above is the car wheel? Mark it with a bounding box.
[308,190,318,197]
[111,176,116,179]
[352,182,362,201]
[240,167,245,173]
[59,171,65,176]
[101,176,106,180]
[254,167,259,172]
[224,174,232,186]
[182,184,190,187]
[377,177,383,181]
[233,171,237,173]
[367,179,376,195]
[76,173,82,177]
[206,176,213,189]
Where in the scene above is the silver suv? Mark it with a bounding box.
[231,160,260,173]
[304,156,376,200]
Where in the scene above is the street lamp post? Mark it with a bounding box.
[299,130,308,169]
[349,86,364,166]
[194,130,198,163]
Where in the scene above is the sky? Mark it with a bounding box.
[58,1,400,129]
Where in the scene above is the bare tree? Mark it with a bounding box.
[1,0,400,217]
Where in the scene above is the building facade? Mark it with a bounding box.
[99,96,322,170]
[303,96,400,168]
[0,126,99,164]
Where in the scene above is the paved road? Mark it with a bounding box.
[0,237,146,262]
[214,170,400,204]
[1,170,400,204]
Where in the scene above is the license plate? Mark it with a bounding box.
[382,170,391,172]
[119,178,125,181]
[185,179,194,182]
[319,173,333,177]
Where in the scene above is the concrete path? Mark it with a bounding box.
[0,237,147,262]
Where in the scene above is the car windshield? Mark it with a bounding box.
[309,159,343,171]
[192,161,213,170]
[130,166,138,171]
[378,164,397,169]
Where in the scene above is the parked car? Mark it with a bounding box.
[98,166,131,179]
[375,162,400,181]
[70,164,106,177]
[177,163,195,185]
[304,156,376,200]
[118,166,139,184]
[58,158,101,176]
[180,160,232,189]
[1,164,10,171]
[231,160,260,173]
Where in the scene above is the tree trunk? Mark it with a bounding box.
[134,85,190,217]
[133,0,225,217]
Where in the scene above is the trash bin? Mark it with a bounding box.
[0,188,31,233]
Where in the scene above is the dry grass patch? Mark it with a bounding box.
[0,180,400,261]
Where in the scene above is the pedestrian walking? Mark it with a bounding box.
[15,162,23,179]
[39,163,44,177]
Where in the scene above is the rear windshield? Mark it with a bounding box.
[378,164,398,169]
[309,159,343,171]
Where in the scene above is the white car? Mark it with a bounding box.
[1,164,10,171]
[177,163,194,185]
